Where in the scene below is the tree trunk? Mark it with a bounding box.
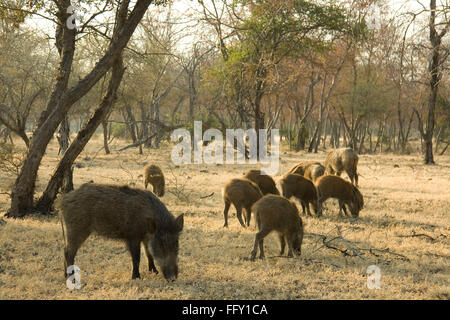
[102,119,111,154]
[58,116,73,193]
[35,58,125,213]
[8,0,152,217]
[123,105,138,143]
[421,0,448,164]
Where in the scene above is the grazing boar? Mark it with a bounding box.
[324,148,359,186]
[288,161,321,176]
[250,195,304,260]
[315,175,364,217]
[280,173,319,216]
[56,183,184,281]
[222,178,263,228]
[143,164,165,197]
[303,163,325,182]
[243,169,279,195]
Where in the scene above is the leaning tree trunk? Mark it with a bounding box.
[7,0,153,217]
[35,58,125,213]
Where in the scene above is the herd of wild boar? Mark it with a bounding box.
[56,147,363,283]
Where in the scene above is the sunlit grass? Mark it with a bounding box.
[0,136,449,299]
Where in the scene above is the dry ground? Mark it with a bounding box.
[0,135,449,299]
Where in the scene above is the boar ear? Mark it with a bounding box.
[175,214,184,232]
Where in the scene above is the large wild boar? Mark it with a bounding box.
[56,183,184,281]
[250,195,304,260]
[315,175,364,217]
[222,178,263,228]
[324,148,359,186]
[143,164,165,197]
[243,169,279,195]
[288,161,321,176]
[280,173,318,216]
[303,163,325,182]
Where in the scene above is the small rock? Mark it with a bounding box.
[394,164,399,168]
[84,156,91,161]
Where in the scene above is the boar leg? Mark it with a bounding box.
[316,199,324,216]
[286,235,297,258]
[235,205,246,228]
[250,229,270,261]
[126,239,141,279]
[142,242,158,274]
[244,206,252,227]
[299,200,307,215]
[278,233,286,256]
[338,200,350,216]
[223,200,231,227]
[64,230,89,278]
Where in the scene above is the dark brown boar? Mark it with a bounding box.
[280,173,318,216]
[250,195,304,260]
[143,164,165,196]
[221,178,263,228]
[243,169,279,195]
[315,175,364,217]
[56,183,183,281]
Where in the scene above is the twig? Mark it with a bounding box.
[361,248,410,262]
[336,225,367,260]
[200,192,214,199]
[397,230,437,241]
[117,134,156,151]
[91,136,116,160]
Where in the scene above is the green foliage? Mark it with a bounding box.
[110,122,127,139]
[206,0,361,113]
[0,0,47,28]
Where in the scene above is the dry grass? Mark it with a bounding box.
[0,135,449,300]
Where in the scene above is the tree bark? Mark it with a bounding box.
[102,119,111,154]
[8,0,152,217]
[420,0,449,164]
[35,57,125,213]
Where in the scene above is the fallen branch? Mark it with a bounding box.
[397,231,437,241]
[92,136,116,159]
[336,226,367,260]
[308,227,408,262]
[118,134,156,151]
[200,192,214,199]
[361,248,410,262]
